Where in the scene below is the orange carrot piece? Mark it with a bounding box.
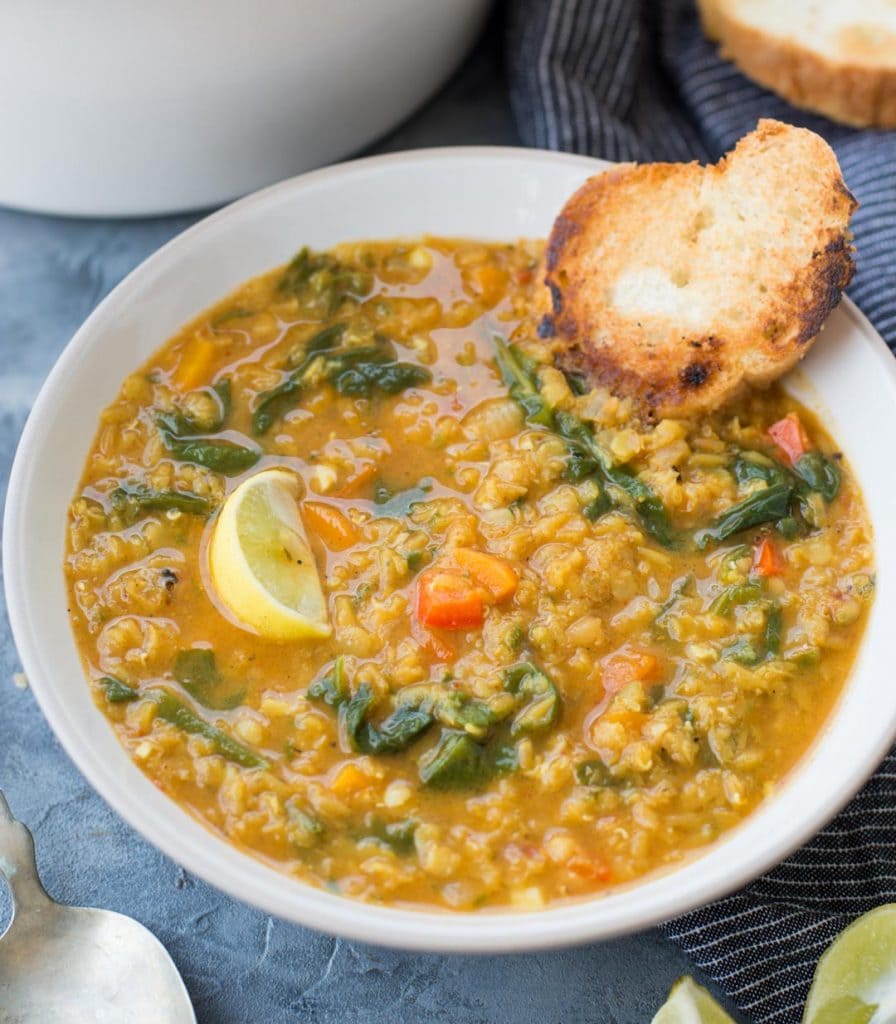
[601,647,662,695]
[302,502,358,551]
[329,762,370,797]
[415,569,485,630]
[335,462,379,499]
[754,536,785,577]
[768,412,809,466]
[453,548,518,603]
[172,336,215,392]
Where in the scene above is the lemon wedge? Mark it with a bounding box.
[209,468,331,640]
[804,904,896,1024]
[652,977,736,1024]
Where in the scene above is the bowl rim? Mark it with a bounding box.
[5,145,896,952]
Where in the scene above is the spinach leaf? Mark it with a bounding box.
[252,374,306,436]
[253,329,431,434]
[307,656,348,707]
[732,452,792,489]
[432,692,501,735]
[337,682,434,755]
[555,408,677,548]
[492,335,555,427]
[418,730,486,790]
[363,817,418,855]
[356,704,435,755]
[582,488,613,522]
[718,599,784,667]
[776,515,802,540]
[396,684,504,739]
[733,448,840,504]
[793,452,841,502]
[101,675,139,703]
[338,682,375,750]
[212,378,232,423]
[485,741,519,776]
[157,423,260,476]
[695,483,794,549]
[147,688,267,768]
[764,603,783,656]
[722,639,762,666]
[101,678,266,768]
[278,247,373,315]
[109,483,211,522]
[286,323,347,367]
[709,582,763,616]
[371,479,434,518]
[504,662,560,736]
[173,648,245,711]
[331,360,431,397]
[252,326,350,433]
[492,334,676,547]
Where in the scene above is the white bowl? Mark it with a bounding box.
[5,148,896,951]
[0,0,489,217]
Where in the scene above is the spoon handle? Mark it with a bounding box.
[0,790,51,917]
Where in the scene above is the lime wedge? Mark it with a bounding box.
[804,904,896,1024]
[652,976,737,1023]
[209,468,331,640]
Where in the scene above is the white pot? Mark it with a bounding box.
[0,1,490,216]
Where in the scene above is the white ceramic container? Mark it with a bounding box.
[0,1,490,216]
[5,148,896,951]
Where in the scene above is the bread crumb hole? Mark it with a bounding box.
[693,207,714,233]
[672,268,689,287]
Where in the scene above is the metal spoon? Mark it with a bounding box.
[0,791,196,1023]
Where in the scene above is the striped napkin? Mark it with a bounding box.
[506,2,896,1021]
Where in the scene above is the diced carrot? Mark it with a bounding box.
[172,336,215,392]
[753,536,785,577]
[567,854,612,884]
[601,647,662,695]
[768,412,809,466]
[335,462,379,499]
[329,762,370,797]
[302,502,358,551]
[453,548,518,603]
[416,569,485,630]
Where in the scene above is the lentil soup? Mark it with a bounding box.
[66,237,874,910]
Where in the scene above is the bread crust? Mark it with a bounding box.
[698,0,896,128]
[542,121,857,419]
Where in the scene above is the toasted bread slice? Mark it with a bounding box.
[698,0,896,128]
[542,120,856,419]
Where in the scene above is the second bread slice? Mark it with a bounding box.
[698,0,896,128]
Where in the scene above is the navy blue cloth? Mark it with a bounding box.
[507,2,896,1021]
